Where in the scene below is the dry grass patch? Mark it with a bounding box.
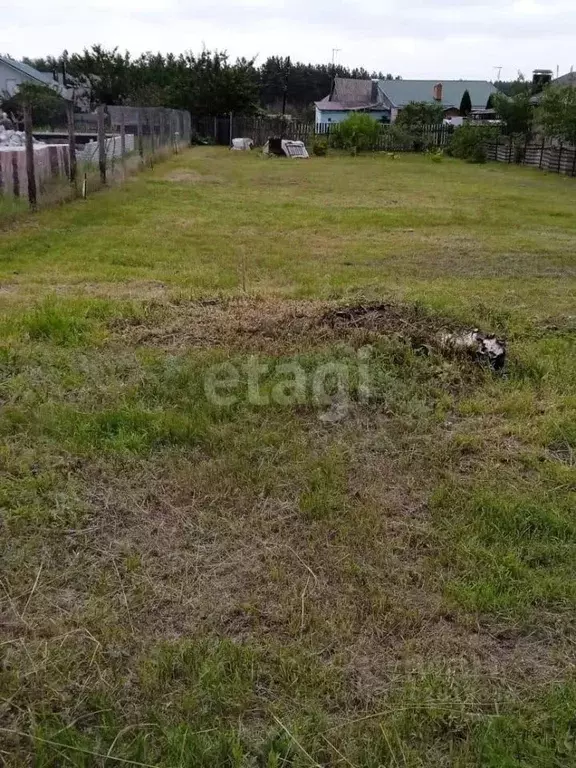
[163,169,223,184]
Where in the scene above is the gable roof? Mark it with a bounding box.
[0,56,71,99]
[378,80,498,109]
[552,71,576,87]
[332,77,373,106]
[0,56,54,85]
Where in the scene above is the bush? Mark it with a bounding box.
[427,148,444,163]
[329,113,380,153]
[312,138,328,156]
[469,143,487,164]
[447,124,497,163]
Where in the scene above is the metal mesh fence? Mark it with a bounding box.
[0,104,192,213]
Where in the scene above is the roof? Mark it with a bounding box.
[551,71,576,87]
[315,77,388,112]
[378,80,498,109]
[0,56,54,86]
[0,56,71,99]
[332,77,373,106]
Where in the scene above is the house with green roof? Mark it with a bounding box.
[315,77,499,125]
[379,80,499,122]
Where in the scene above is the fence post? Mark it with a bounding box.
[539,137,544,169]
[229,112,233,147]
[97,104,106,185]
[149,112,155,159]
[137,109,144,160]
[572,148,576,177]
[159,108,165,149]
[558,142,563,174]
[23,102,37,211]
[66,99,77,190]
[120,108,126,158]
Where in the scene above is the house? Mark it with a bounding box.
[315,77,498,125]
[531,70,576,105]
[549,70,576,87]
[315,78,391,125]
[0,56,72,102]
[378,80,498,122]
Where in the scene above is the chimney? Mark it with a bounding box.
[433,82,443,101]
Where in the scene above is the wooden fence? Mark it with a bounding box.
[485,136,576,177]
[192,116,454,150]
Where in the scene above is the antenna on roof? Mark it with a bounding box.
[330,48,341,99]
[493,65,503,82]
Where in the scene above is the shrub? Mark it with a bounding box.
[469,143,487,164]
[329,113,380,153]
[396,102,444,131]
[428,148,444,163]
[493,91,533,136]
[312,138,328,156]
[447,124,497,163]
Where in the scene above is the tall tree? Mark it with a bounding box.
[493,91,533,136]
[537,85,576,145]
[19,47,402,116]
[459,89,472,116]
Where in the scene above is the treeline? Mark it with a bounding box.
[23,46,400,117]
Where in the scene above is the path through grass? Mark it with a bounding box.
[1,148,576,766]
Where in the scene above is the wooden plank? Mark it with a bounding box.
[23,102,37,210]
[66,99,77,188]
[137,109,144,159]
[12,154,19,198]
[97,104,106,185]
[120,108,126,157]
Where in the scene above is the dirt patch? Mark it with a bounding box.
[164,170,223,184]
[112,298,502,370]
[111,298,444,352]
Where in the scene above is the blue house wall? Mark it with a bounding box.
[315,107,390,125]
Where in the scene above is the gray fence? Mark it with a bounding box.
[0,105,192,212]
[485,136,576,177]
[192,116,453,150]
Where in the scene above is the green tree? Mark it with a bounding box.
[486,93,495,109]
[329,113,380,152]
[0,82,66,127]
[459,89,472,116]
[537,85,576,145]
[493,91,533,136]
[396,101,444,130]
[447,123,498,163]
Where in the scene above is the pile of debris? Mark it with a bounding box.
[322,304,507,371]
[0,125,43,149]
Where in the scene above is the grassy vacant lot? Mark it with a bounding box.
[1,148,576,766]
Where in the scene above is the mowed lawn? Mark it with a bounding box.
[1,147,576,767]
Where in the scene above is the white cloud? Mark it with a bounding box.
[0,0,574,80]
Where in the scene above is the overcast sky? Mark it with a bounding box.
[1,0,574,80]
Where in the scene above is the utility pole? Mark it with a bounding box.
[493,65,503,82]
[281,56,291,116]
[331,48,341,98]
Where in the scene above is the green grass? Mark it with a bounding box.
[1,148,576,766]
